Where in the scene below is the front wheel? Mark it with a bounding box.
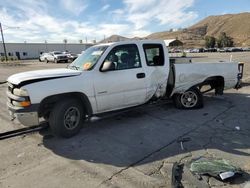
[49,99,85,138]
[173,88,203,109]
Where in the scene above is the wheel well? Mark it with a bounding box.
[197,76,224,95]
[38,92,93,118]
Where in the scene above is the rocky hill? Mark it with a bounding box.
[99,35,129,43]
[147,12,250,47]
[99,13,250,47]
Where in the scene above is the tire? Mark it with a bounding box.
[39,58,42,62]
[65,60,68,63]
[173,87,203,109]
[45,58,48,63]
[49,99,85,138]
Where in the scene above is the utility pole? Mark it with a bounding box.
[0,22,8,61]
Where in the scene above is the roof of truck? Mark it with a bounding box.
[95,40,165,47]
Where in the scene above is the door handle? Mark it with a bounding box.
[136,73,145,79]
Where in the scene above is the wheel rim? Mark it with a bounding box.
[180,91,198,108]
[63,107,80,130]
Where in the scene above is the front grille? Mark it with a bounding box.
[58,56,67,59]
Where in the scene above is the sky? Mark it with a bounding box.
[0,0,249,43]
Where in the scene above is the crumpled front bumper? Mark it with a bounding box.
[7,102,39,126]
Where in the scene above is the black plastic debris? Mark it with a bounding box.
[190,158,242,181]
[172,162,184,188]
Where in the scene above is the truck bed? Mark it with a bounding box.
[172,62,239,94]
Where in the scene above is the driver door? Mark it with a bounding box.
[94,44,147,113]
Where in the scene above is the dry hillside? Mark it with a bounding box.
[147,12,250,47]
[99,35,129,43]
[98,13,250,47]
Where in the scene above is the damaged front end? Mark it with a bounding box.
[6,82,39,126]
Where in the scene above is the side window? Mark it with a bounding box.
[103,44,141,71]
[143,44,164,66]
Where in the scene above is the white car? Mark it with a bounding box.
[38,53,48,62]
[63,52,78,62]
[44,51,68,63]
[7,40,243,138]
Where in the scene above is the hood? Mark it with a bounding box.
[7,68,81,85]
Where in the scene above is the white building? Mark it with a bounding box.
[0,43,93,60]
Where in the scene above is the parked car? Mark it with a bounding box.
[44,51,68,63]
[230,47,243,52]
[63,52,78,62]
[6,40,244,138]
[39,53,48,62]
[208,48,217,52]
[184,49,193,53]
[190,48,200,53]
[242,47,250,52]
[218,48,226,53]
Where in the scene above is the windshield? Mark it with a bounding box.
[54,52,62,55]
[68,45,108,71]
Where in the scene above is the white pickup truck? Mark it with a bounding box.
[43,51,69,63]
[6,40,243,137]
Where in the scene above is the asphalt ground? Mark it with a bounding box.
[0,52,250,188]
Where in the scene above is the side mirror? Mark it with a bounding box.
[101,61,115,72]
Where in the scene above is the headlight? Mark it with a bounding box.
[13,88,29,96]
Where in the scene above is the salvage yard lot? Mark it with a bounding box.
[0,52,250,188]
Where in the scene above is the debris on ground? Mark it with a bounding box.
[172,162,184,188]
[190,158,242,181]
[235,126,241,130]
[177,137,191,150]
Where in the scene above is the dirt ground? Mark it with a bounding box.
[0,52,250,188]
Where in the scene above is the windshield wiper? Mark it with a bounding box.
[67,65,80,70]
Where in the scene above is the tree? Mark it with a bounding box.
[217,32,234,48]
[205,36,216,48]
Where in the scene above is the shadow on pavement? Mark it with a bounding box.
[42,91,250,171]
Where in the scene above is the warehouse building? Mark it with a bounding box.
[0,42,93,60]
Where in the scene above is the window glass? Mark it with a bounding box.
[69,45,108,71]
[54,52,62,55]
[102,44,141,71]
[143,44,164,66]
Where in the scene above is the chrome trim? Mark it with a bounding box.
[6,90,25,101]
